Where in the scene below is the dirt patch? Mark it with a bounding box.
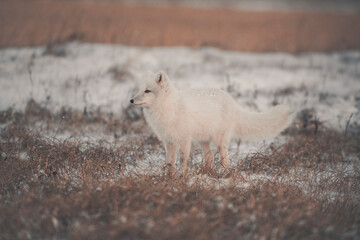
[1,0,360,52]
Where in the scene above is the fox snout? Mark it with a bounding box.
[130,89,155,106]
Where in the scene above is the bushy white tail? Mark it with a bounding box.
[235,105,292,141]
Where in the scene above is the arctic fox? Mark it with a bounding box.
[130,71,292,173]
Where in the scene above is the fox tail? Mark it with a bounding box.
[235,105,292,141]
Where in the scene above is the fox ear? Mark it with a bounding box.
[155,71,167,88]
[158,73,163,83]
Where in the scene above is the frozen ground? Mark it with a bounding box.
[0,44,359,240]
[1,42,359,188]
[1,42,359,131]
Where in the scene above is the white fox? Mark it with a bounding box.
[130,71,292,173]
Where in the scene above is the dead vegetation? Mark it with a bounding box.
[0,100,359,240]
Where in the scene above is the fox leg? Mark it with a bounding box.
[219,144,230,170]
[214,135,231,170]
[165,142,177,173]
[200,141,214,169]
[216,134,230,170]
[179,140,191,174]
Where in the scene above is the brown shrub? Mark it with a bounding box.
[0,101,359,240]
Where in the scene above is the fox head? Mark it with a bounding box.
[130,71,171,107]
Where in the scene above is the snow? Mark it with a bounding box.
[0,42,359,195]
[1,42,359,131]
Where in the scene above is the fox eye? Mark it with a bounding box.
[144,90,151,93]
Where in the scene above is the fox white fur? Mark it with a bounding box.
[130,71,292,173]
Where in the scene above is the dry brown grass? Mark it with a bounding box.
[2,0,360,53]
[0,100,359,240]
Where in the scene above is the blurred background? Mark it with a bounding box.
[88,0,360,12]
[1,0,360,53]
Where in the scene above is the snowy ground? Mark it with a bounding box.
[1,42,359,188]
[1,42,359,130]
